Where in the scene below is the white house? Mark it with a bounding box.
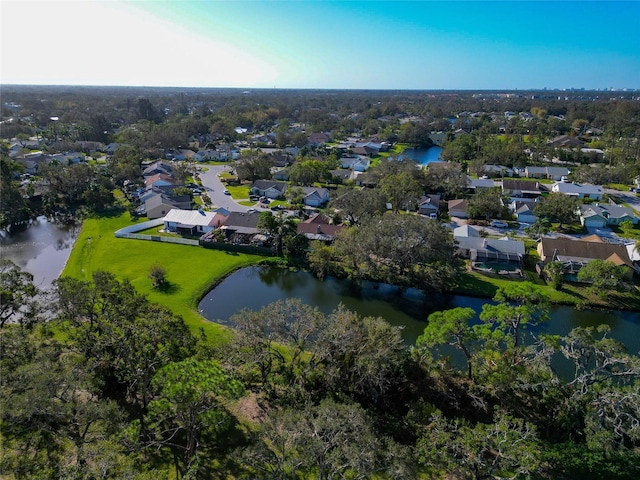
[551,182,603,200]
[163,208,227,235]
[300,187,330,207]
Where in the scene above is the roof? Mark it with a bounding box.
[502,180,545,193]
[456,236,525,256]
[297,222,343,239]
[453,225,482,237]
[145,173,176,186]
[448,198,468,210]
[253,180,288,192]
[552,182,603,196]
[223,211,261,229]
[163,208,219,227]
[579,204,637,220]
[539,237,634,269]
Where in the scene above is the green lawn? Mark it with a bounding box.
[63,211,266,344]
[226,184,251,199]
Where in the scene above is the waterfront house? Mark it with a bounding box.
[297,213,343,243]
[163,208,227,235]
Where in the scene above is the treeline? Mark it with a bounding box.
[1,260,639,479]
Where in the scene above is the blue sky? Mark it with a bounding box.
[2,1,639,90]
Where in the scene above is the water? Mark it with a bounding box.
[401,146,442,166]
[199,266,640,355]
[0,216,79,290]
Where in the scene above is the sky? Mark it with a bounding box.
[1,0,639,90]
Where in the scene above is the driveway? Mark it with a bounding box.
[604,188,640,215]
[197,164,255,213]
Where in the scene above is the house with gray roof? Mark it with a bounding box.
[579,204,638,228]
[300,187,330,207]
[524,166,570,180]
[551,182,603,200]
[251,180,288,199]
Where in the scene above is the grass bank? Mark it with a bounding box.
[63,211,266,344]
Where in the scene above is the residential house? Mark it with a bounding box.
[145,173,178,189]
[272,168,290,181]
[171,149,196,161]
[297,213,344,243]
[52,151,85,164]
[579,204,638,227]
[537,235,636,278]
[105,143,121,156]
[418,194,441,217]
[482,164,513,177]
[219,211,262,244]
[300,187,330,207]
[163,208,228,235]
[580,148,605,162]
[330,169,355,183]
[15,152,51,174]
[448,199,468,218]
[251,180,288,199]
[352,145,378,156]
[308,132,329,146]
[501,179,546,199]
[467,176,496,191]
[453,225,525,264]
[141,194,191,219]
[341,156,371,171]
[548,135,585,148]
[143,161,173,177]
[524,166,570,181]
[551,182,603,200]
[509,201,538,223]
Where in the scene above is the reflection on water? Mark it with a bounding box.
[0,217,79,289]
[199,266,640,356]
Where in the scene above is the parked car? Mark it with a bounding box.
[490,220,508,228]
[247,208,257,213]
[223,189,230,195]
[270,205,283,211]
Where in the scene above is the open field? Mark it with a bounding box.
[62,211,265,344]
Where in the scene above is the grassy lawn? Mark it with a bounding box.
[63,211,266,344]
[226,184,251,199]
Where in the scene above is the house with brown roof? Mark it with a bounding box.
[448,198,468,218]
[501,180,546,199]
[537,235,636,278]
[297,213,343,243]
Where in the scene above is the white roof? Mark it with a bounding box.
[163,209,217,227]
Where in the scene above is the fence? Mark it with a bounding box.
[114,219,199,246]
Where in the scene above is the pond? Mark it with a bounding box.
[0,216,79,290]
[400,146,443,166]
[199,266,640,355]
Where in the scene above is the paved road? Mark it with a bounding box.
[196,164,259,213]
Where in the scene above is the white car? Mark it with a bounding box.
[223,189,230,195]
[490,220,508,228]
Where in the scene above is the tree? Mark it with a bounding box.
[289,159,331,185]
[0,260,41,329]
[340,213,461,292]
[148,264,167,288]
[424,163,469,199]
[257,211,299,257]
[329,187,387,225]
[544,261,565,290]
[313,306,406,406]
[467,187,510,221]
[235,150,272,182]
[379,171,424,213]
[479,283,549,352]
[417,410,542,479]
[54,272,195,414]
[0,155,32,229]
[244,399,410,480]
[306,242,337,280]
[577,259,627,295]
[417,307,477,380]
[144,358,244,475]
[525,217,552,241]
[534,193,579,227]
